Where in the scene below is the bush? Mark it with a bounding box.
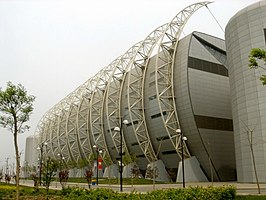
[0,182,236,200]
[64,188,117,200]
[63,185,236,200]
[148,186,236,200]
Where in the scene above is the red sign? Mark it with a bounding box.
[98,158,103,170]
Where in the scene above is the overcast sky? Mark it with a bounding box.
[0,0,259,168]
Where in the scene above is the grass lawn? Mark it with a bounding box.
[0,182,62,199]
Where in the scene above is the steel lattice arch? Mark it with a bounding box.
[34,1,237,182]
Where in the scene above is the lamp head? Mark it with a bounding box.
[122,119,129,125]
[176,128,181,134]
[114,126,120,132]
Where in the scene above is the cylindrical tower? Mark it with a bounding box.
[225,1,266,183]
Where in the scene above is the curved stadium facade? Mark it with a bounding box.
[31,1,266,183]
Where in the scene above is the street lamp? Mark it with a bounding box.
[37,141,48,186]
[176,129,187,188]
[57,153,65,170]
[114,119,129,192]
[93,145,103,185]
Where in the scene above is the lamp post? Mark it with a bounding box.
[57,153,65,188]
[114,119,129,192]
[93,145,103,185]
[57,153,65,170]
[37,141,47,186]
[176,129,187,188]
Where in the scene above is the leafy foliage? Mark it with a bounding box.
[42,157,59,196]
[59,170,69,189]
[84,168,93,188]
[123,154,136,165]
[65,160,76,169]
[0,82,35,200]
[31,173,38,187]
[3,182,265,200]
[0,171,2,181]
[148,186,236,200]
[0,81,35,133]
[131,164,142,178]
[59,185,237,200]
[145,165,158,180]
[4,174,11,184]
[249,48,266,68]
[167,168,177,182]
[248,48,266,85]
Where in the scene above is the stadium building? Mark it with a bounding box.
[25,1,266,183]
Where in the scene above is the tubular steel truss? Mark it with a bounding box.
[89,65,115,166]
[35,2,211,169]
[126,24,169,163]
[105,43,142,163]
[154,2,211,159]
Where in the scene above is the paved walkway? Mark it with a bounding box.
[19,180,266,195]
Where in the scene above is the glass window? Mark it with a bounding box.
[188,56,228,77]
[264,28,266,45]
[194,115,233,131]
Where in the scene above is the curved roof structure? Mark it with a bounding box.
[34,2,237,181]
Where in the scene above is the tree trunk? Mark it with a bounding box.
[247,130,261,194]
[13,115,20,200]
[250,145,261,194]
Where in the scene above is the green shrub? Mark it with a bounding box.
[62,185,236,200]
[0,182,236,200]
[61,186,74,196]
[65,188,117,200]
[147,186,236,200]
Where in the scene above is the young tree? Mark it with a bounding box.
[0,82,35,200]
[5,174,11,184]
[248,48,266,85]
[42,157,59,197]
[59,169,69,189]
[247,128,260,194]
[131,164,141,179]
[84,168,93,189]
[241,121,261,194]
[0,171,2,181]
[130,164,141,187]
[145,164,159,190]
[167,168,177,182]
[31,172,39,187]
